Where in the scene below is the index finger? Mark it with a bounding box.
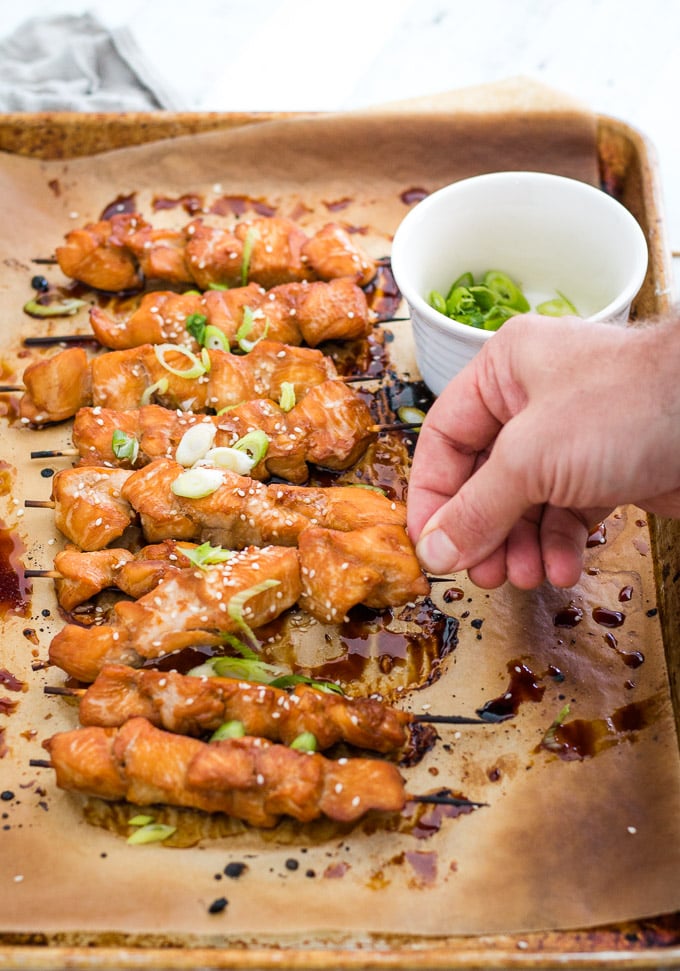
[407,353,504,542]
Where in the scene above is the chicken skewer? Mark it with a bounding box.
[12,339,339,426]
[30,378,383,484]
[55,213,378,293]
[28,457,410,552]
[44,664,441,758]
[47,524,429,682]
[34,717,488,829]
[83,277,375,351]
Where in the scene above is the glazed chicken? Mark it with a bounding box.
[70,379,377,482]
[47,458,408,551]
[48,520,427,620]
[49,545,302,681]
[77,665,415,756]
[89,278,374,350]
[56,213,377,292]
[19,339,338,426]
[43,717,407,827]
[48,524,429,682]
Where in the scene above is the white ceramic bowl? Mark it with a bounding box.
[390,171,649,396]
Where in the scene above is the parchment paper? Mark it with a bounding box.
[1,80,679,944]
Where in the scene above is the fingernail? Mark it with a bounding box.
[416,529,461,574]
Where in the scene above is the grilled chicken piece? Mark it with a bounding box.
[56,213,377,292]
[185,217,315,290]
[20,340,337,426]
[298,524,430,622]
[49,458,407,551]
[43,716,407,826]
[49,546,302,682]
[124,458,406,549]
[89,278,373,351]
[124,225,193,285]
[20,347,92,425]
[72,380,375,481]
[52,466,133,551]
[54,547,135,611]
[78,665,414,755]
[55,213,143,292]
[300,223,376,287]
[53,540,196,609]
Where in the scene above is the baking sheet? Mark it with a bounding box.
[1,85,679,946]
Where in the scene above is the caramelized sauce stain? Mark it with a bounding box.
[539,696,661,760]
[477,660,545,722]
[152,193,204,215]
[400,187,430,205]
[364,262,402,321]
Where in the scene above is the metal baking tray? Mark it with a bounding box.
[0,108,678,970]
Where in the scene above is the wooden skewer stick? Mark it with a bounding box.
[25,569,61,579]
[23,335,98,347]
[373,421,421,433]
[30,448,78,459]
[0,384,24,394]
[30,758,52,768]
[24,499,55,509]
[411,793,487,809]
[44,685,84,697]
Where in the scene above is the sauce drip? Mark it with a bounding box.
[100,193,137,220]
[152,193,204,215]
[363,262,402,322]
[593,606,625,628]
[603,631,644,669]
[0,522,30,618]
[400,187,430,205]
[586,522,607,546]
[553,604,583,628]
[442,587,464,603]
[476,660,545,722]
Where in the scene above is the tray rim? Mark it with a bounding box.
[0,107,678,971]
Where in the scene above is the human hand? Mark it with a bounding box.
[407,314,680,589]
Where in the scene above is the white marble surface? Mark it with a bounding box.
[3,0,680,295]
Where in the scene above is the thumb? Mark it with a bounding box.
[414,447,532,575]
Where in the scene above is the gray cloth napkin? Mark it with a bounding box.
[0,12,183,111]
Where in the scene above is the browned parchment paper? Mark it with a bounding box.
[1,82,679,945]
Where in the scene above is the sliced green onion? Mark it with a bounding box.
[111,429,139,463]
[187,655,288,682]
[483,271,530,312]
[140,376,169,406]
[208,282,230,291]
[185,312,208,345]
[171,467,225,498]
[236,306,269,353]
[126,823,176,845]
[128,814,155,826]
[396,405,425,427]
[269,673,345,695]
[536,290,578,317]
[228,579,281,642]
[290,731,317,753]
[175,422,217,467]
[23,297,88,318]
[203,325,230,351]
[210,720,246,741]
[240,227,258,286]
[195,446,258,476]
[154,343,208,379]
[232,430,269,466]
[348,483,386,495]
[216,402,243,416]
[541,704,571,752]
[447,272,474,293]
[183,541,233,570]
[429,290,447,315]
[201,347,212,373]
[278,382,296,413]
[220,635,259,659]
